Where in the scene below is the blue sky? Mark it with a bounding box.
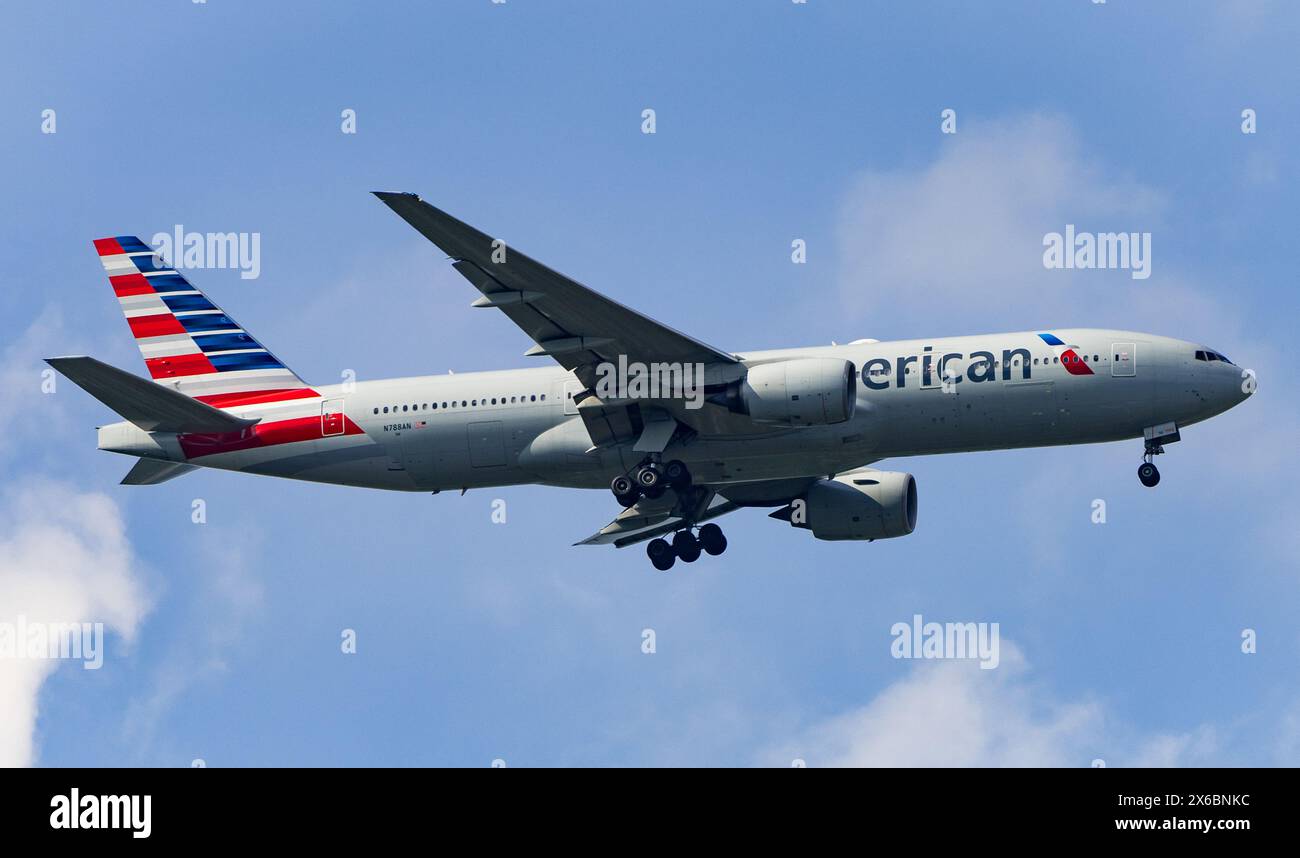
[1,1,1297,766]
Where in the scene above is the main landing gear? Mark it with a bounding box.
[610,458,725,570]
[610,458,692,507]
[646,523,728,572]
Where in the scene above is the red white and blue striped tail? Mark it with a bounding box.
[93,236,317,408]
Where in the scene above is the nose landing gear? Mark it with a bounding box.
[1138,442,1163,488]
[1137,423,1180,488]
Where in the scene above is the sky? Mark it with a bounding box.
[1,0,1297,767]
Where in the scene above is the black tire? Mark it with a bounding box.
[664,460,691,487]
[647,537,675,571]
[1138,462,1160,488]
[611,474,635,497]
[614,488,640,508]
[698,523,727,556]
[672,530,701,563]
[635,464,662,489]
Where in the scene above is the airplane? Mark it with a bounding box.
[49,192,1256,570]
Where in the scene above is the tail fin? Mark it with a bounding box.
[93,236,316,407]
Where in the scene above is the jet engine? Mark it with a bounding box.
[723,358,856,426]
[771,470,917,541]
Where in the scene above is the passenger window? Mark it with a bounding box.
[540,394,546,401]
[383,407,389,413]
[530,395,536,401]
[373,408,378,414]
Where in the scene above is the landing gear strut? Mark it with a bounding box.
[1138,443,1163,488]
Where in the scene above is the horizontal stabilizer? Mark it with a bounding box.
[46,356,259,434]
[121,458,197,485]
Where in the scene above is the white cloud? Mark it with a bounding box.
[834,114,1165,334]
[120,523,266,760]
[0,482,150,767]
[762,643,1216,768]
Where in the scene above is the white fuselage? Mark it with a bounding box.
[98,329,1250,493]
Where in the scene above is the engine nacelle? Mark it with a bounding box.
[732,358,856,426]
[775,471,918,541]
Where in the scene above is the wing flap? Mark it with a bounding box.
[576,493,741,548]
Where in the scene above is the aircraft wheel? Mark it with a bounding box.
[1138,462,1160,488]
[611,475,638,506]
[647,537,675,571]
[698,523,727,556]
[672,530,701,563]
[635,463,663,491]
[664,460,691,488]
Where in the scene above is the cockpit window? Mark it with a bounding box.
[1196,349,1235,365]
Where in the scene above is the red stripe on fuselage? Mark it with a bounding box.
[145,352,216,379]
[194,388,319,408]
[93,237,125,256]
[1060,349,1095,375]
[110,272,155,297]
[179,414,363,459]
[127,313,187,339]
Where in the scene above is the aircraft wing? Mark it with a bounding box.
[373,192,740,380]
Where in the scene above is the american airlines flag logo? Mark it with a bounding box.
[1037,332,1095,376]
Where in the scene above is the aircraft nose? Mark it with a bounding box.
[1209,362,1253,413]
[1232,365,1257,405]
